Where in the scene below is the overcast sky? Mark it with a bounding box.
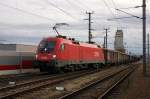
[0,0,149,55]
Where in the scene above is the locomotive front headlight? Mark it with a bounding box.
[52,55,56,59]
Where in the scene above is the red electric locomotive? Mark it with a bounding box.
[34,36,105,72]
[33,23,140,73]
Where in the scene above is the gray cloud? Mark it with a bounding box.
[0,0,149,55]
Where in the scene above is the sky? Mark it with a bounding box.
[0,0,149,55]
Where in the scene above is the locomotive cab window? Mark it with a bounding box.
[38,40,55,52]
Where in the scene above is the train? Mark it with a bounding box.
[33,35,139,72]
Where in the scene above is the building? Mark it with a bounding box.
[114,30,125,53]
[0,44,36,52]
[0,44,38,75]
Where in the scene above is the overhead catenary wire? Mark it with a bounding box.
[65,0,86,11]
[102,0,115,17]
[111,0,117,8]
[46,0,80,21]
[75,0,93,11]
[0,0,145,53]
[119,6,143,9]
[102,0,123,29]
[0,2,56,22]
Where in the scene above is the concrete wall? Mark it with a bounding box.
[0,44,38,75]
[16,44,36,52]
[0,44,16,51]
[0,44,37,53]
[0,51,37,75]
[0,51,35,66]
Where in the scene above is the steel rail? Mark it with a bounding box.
[58,65,134,99]
[98,65,137,99]
[0,69,99,99]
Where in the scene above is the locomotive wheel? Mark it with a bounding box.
[94,64,99,69]
[74,65,80,71]
[88,64,93,69]
[40,66,46,72]
[70,65,75,72]
[61,67,68,73]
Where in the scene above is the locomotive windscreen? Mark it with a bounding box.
[38,40,55,53]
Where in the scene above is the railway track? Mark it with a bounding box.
[0,72,49,87]
[58,64,137,99]
[0,69,100,99]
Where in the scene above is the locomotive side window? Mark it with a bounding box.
[61,43,65,51]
